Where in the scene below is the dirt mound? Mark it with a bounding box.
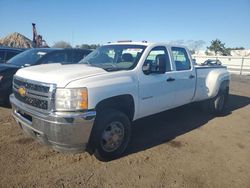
[0,32,34,48]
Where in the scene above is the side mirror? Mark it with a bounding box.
[143,55,167,75]
[24,64,31,67]
[156,56,166,74]
[142,62,151,75]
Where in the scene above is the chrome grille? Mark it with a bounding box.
[13,79,50,93]
[13,76,56,112]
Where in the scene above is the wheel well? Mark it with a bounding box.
[220,80,230,91]
[95,94,135,121]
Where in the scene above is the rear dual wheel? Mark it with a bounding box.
[203,87,229,115]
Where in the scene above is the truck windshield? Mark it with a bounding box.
[7,48,53,67]
[78,44,146,71]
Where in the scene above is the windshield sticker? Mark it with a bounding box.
[125,49,143,53]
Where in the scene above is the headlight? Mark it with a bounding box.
[55,88,88,111]
[0,75,3,81]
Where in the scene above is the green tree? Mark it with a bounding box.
[222,48,231,56]
[226,47,245,51]
[80,44,91,49]
[90,44,100,49]
[207,39,227,55]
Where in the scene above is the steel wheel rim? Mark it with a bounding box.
[101,121,125,152]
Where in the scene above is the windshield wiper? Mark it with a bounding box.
[80,60,91,65]
[103,67,124,72]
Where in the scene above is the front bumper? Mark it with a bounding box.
[10,94,96,153]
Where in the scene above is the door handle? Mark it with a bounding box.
[189,74,195,79]
[166,77,175,82]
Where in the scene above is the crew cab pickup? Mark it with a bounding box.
[10,42,230,161]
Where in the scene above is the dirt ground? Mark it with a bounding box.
[0,75,249,188]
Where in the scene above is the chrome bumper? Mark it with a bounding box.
[10,94,96,153]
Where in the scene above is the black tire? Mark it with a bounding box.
[207,87,229,115]
[91,109,131,161]
[3,87,12,107]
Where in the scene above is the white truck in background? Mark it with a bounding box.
[10,41,230,161]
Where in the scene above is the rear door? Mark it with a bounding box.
[170,47,196,106]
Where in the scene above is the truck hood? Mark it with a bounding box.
[15,63,107,87]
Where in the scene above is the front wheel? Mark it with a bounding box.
[92,109,131,161]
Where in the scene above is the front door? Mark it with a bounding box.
[138,46,175,118]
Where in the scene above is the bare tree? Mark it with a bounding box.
[53,41,72,48]
[168,40,205,54]
[187,40,206,53]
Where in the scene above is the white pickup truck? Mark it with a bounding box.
[10,41,230,161]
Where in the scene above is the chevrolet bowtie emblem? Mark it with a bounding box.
[18,87,27,97]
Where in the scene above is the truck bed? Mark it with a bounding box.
[193,65,229,102]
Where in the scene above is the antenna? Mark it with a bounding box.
[32,23,48,48]
[71,29,74,47]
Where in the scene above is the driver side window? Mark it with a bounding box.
[143,46,171,74]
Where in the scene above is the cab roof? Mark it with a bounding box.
[104,41,188,49]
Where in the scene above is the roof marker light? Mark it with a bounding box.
[117,40,132,43]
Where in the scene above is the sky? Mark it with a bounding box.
[0,0,250,49]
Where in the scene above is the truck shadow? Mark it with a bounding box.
[124,94,250,157]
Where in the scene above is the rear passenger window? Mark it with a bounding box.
[172,47,191,71]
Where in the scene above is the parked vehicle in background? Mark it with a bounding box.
[202,59,222,66]
[0,48,91,104]
[10,41,230,161]
[0,47,24,64]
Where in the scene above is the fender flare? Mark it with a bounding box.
[206,69,230,98]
